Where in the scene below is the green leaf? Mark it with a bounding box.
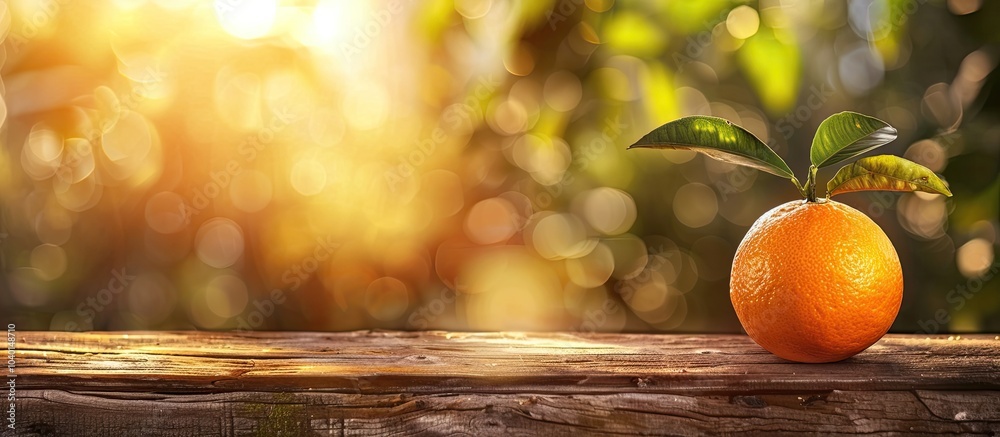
[827,155,953,198]
[810,111,897,168]
[628,116,795,179]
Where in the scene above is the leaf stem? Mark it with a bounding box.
[791,177,807,199]
[805,165,818,202]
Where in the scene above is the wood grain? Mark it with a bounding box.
[9,331,1000,436]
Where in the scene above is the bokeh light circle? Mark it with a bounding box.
[577,187,637,235]
[673,183,719,228]
[957,238,994,278]
[465,198,519,245]
[205,274,249,318]
[365,277,410,321]
[195,218,245,269]
[214,0,277,39]
[565,243,615,288]
[230,170,274,213]
[290,159,327,196]
[543,70,583,112]
[528,213,593,260]
[30,244,67,281]
[145,191,189,234]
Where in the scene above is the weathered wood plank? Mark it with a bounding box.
[15,332,1000,394]
[8,331,1000,436]
[13,390,1000,436]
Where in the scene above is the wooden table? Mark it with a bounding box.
[9,331,1000,436]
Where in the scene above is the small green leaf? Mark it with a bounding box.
[810,111,897,168]
[827,155,952,197]
[629,116,795,179]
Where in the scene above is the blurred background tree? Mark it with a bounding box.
[0,0,997,333]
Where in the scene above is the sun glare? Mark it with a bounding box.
[215,0,278,40]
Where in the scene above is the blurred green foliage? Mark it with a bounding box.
[1,0,997,334]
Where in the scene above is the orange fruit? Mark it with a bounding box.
[730,199,903,363]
